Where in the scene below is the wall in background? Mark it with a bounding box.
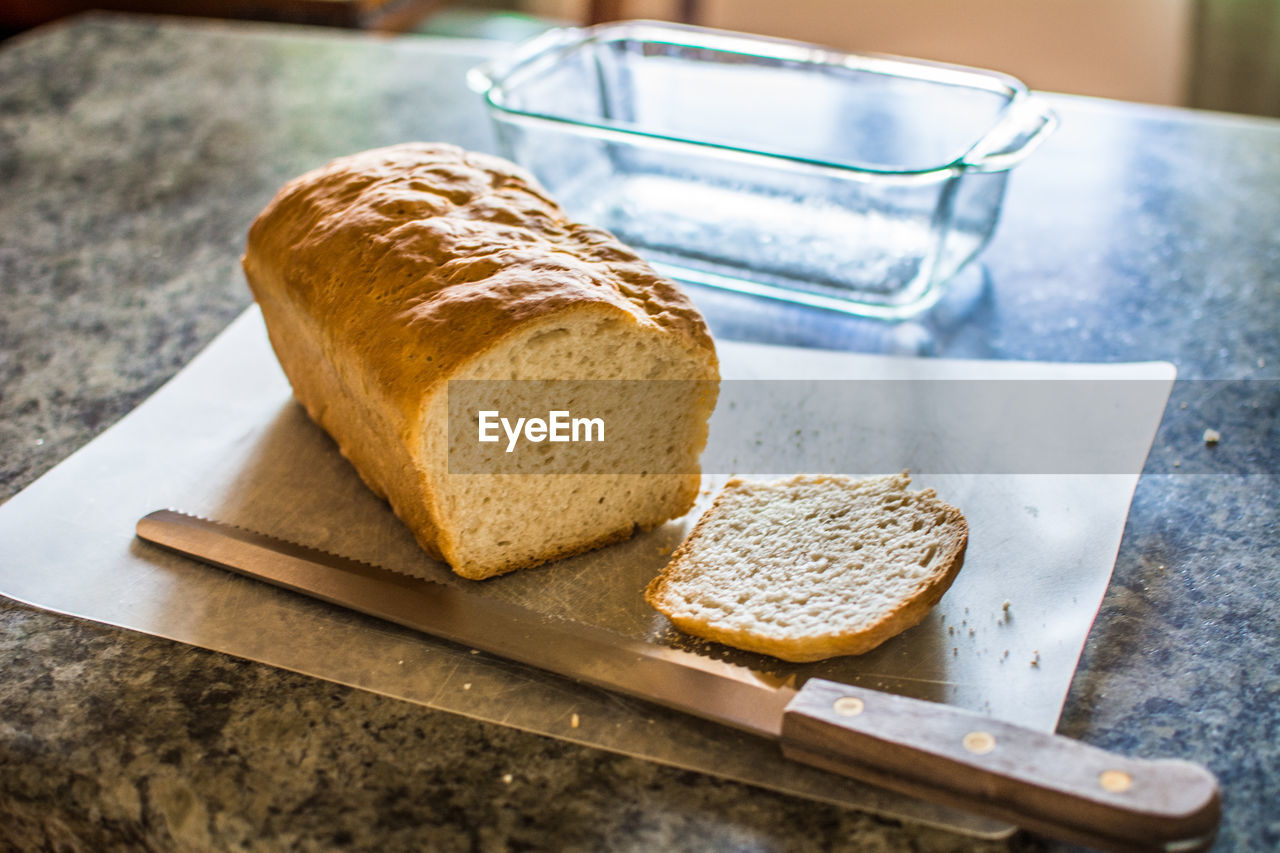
[525,0,1195,107]
[701,0,1195,107]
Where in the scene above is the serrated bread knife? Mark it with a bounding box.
[136,509,1218,851]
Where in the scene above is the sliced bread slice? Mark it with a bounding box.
[645,472,967,662]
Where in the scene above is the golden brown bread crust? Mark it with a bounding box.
[645,474,968,662]
[243,143,717,573]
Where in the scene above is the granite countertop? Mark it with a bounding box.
[1,12,1277,851]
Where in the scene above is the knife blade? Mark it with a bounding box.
[136,509,1219,852]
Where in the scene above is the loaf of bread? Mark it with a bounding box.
[645,472,967,662]
[243,143,719,579]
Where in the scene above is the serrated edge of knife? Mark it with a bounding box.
[137,508,458,588]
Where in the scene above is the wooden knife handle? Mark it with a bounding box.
[781,679,1220,852]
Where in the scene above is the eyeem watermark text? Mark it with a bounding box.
[478,410,605,453]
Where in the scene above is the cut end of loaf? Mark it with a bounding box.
[645,472,968,662]
[427,307,717,580]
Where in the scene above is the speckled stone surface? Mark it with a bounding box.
[0,12,1277,852]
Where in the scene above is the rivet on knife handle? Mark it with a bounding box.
[780,679,1220,853]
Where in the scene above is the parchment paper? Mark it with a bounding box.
[0,307,1174,838]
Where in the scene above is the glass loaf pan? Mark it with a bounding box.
[470,21,1056,319]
